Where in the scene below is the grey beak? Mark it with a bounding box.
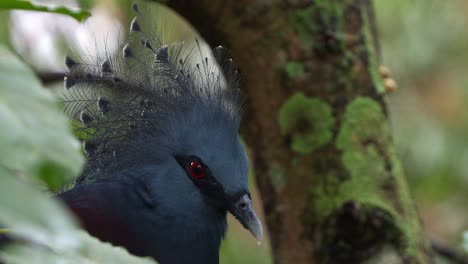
[228,193,263,242]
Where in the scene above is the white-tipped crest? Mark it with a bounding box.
[62,2,243,183]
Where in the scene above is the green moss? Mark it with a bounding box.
[278,93,334,154]
[312,97,425,260]
[330,97,397,215]
[289,6,316,46]
[337,99,418,223]
[336,97,389,150]
[284,61,305,79]
[288,1,345,47]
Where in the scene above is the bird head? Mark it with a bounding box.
[63,3,262,243]
[171,104,262,241]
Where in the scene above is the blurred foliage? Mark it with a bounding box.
[0,44,83,190]
[375,0,468,81]
[2,233,155,264]
[220,222,272,264]
[463,231,468,252]
[0,167,155,264]
[376,0,468,250]
[0,12,9,44]
[0,12,154,262]
[0,0,90,21]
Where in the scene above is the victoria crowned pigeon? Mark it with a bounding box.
[58,3,262,264]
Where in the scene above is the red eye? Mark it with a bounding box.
[189,161,206,179]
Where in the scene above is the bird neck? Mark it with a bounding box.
[124,164,229,263]
[159,209,227,264]
[132,205,227,264]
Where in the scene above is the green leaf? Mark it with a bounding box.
[0,168,156,264]
[2,235,156,264]
[0,44,83,189]
[0,0,90,22]
[0,46,156,262]
[0,167,80,251]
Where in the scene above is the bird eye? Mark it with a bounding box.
[189,161,206,179]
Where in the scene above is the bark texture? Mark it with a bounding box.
[166,0,433,263]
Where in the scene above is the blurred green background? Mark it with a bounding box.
[376,0,468,249]
[1,0,467,262]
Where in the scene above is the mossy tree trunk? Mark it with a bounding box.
[167,0,433,263]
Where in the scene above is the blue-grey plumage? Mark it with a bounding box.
[59,2,262,264]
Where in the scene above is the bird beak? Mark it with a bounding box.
[228,193,263,242]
